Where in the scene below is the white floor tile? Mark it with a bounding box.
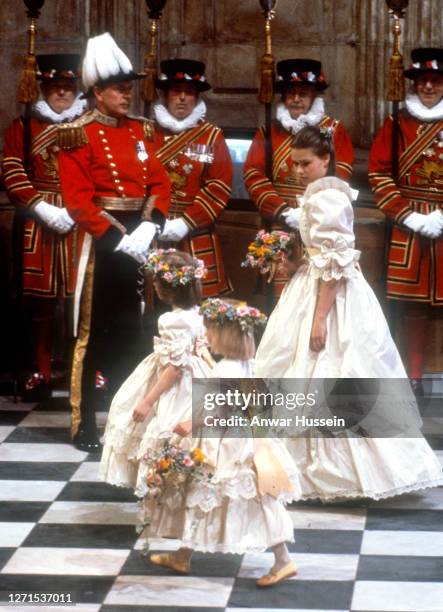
[361,530,443,556]
[352,581,443,611]
[0,522,35,547]
[369,486,443,510]
[288,506,366,530]
[0,427,14,443]
[134,536,182,551]
[70,462,101,482]
[2,547,129,576]
[39,501,136,525]
[104,575,234,607]
[0,480,65,502]
[239,552,358,581]
[0,443,87,463]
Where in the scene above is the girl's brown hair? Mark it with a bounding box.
[204,299,256,360]
[151,250,202,309]
[291,125,336,176]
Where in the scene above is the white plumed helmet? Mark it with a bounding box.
[82,32,143,92]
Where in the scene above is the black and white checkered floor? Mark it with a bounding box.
[0,394,442,612]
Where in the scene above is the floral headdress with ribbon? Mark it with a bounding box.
[145,249,206,286]
[200,298,267,333]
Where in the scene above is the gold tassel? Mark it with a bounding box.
[258,53,275,104]
[141,53,157,103]
[143,119,154,141]
[17,53,39,104]
[57,125,88,150]
[387,51,405,101]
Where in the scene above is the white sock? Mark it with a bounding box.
[271,542,291,571]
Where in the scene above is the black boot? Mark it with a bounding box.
[72,422,102,453]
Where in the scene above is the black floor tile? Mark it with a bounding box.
[426,435,443,451]
[56,482,137,503]
[120,549,242,578]
[0,575,114,604]
[0,461,78,481]
[288,529,363,554]
[6,427,71,444]
[357,554,443,582]
[0,502,50,522]
[229,577,354,609]
[0,549,15,572]
[0,411,30,426]
[23,524,138,549]
[366,508,443,531]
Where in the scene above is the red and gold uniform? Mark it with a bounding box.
[244,117,353,219]
[368,112,443,305]
[58,108,170,441]
[244,117,354,294]
[153,122,232,295]
[2,117,77,297]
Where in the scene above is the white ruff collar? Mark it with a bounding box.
[153,99,207,133]
[276,97,325,134]
[405,93,443,122]
[32,94,87,124]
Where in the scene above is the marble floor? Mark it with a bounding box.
[0,394,442,611]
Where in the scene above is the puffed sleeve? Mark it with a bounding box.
[303,177,360,281]
[153,311,196,367]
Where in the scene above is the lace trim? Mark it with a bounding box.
[276,98,325,135]
[291,476,443,502]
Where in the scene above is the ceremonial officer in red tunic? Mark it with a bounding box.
[369,48,443,392]
[151,59,233,296]
[2,54,86,399]
[244,59,354,295]
[58,34,171,450]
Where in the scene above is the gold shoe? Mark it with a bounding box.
[150,553,190,574]
[256,560,297,587]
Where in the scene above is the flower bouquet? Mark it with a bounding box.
[242,230,296,282]
[142,439,213,498]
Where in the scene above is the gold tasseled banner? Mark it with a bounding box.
[57,125,88,150]
[141,53,157,103]
[17,54,39,104]
[258,53,275,104]
[387,51,405,101]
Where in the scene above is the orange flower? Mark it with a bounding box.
[157,458,172,471]
[191,447,205,462]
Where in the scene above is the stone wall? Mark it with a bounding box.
[0,0,440,151]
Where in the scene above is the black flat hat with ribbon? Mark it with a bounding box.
[404,48,443,80]
[275,58,328,93]
[37,54,81,82]
[156,59,211,92]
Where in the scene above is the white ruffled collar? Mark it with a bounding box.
[303,177,358,202]
[32,94,87,124]
[153,99,207,133]
[276,97,325,134]
[405,93,443,122]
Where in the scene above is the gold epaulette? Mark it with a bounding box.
[57,111,95,150]
[129,115,155,141]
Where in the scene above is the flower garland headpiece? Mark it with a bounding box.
[145,249,206,286]
[200,298,267,333]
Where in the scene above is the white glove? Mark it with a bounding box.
[115,221,156,264]
[425,210,443,238]
[34,201,74,234]
[404,211,442,239]
[158,218,190,242]
[281,207,301,230]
